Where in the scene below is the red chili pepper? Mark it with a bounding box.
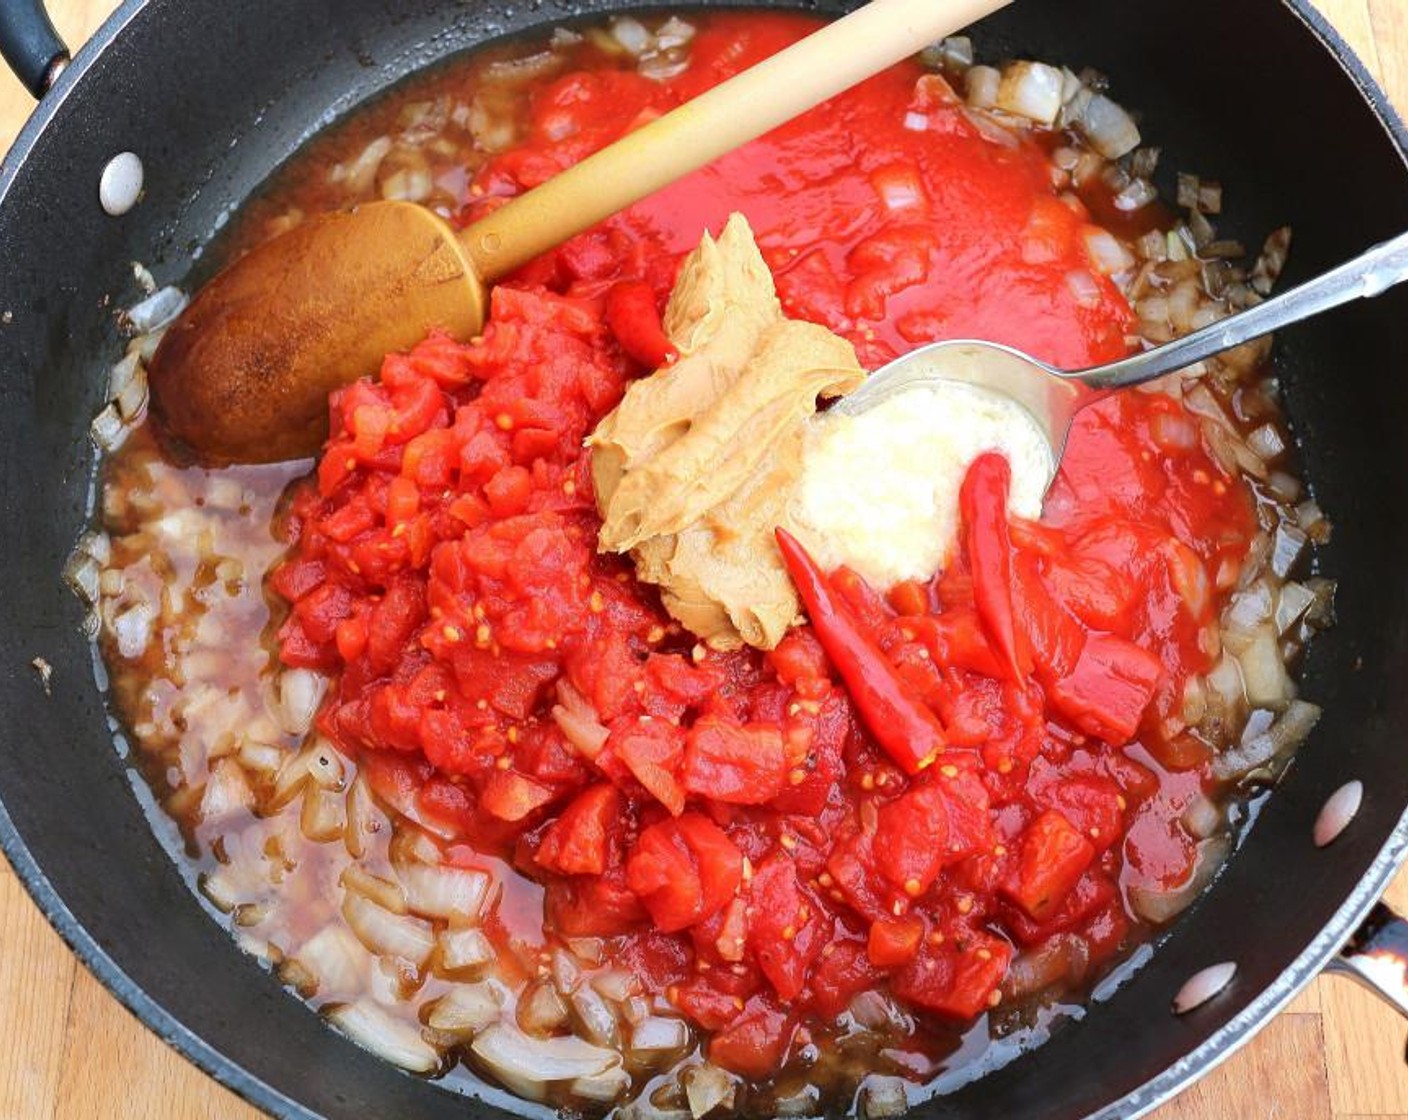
[605,279,678,369]
[959,452,1028,681]
[775,528,946,775]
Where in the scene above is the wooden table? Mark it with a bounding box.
[3,2,1408,1117]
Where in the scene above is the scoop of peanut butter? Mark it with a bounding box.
[589,214,863,650]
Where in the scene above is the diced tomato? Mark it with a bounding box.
[808,938,883,1019]
[707,997,796,1079]
[873,784,951,897]
[891,929,1012,1019]
[1047,633,1163,743]
[747,855,827,1000]
[480,769,558,823]
[535,784,621,875]
[681,717,788,804]
[612,719,687,816]
[868,914,925,967]
[626,813,742,932]
[1001,809,1096,922]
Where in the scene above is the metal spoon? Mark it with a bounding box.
[835,230,1408,484]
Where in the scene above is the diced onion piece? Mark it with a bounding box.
[472,1022,620,1086]
[553,679,610,759]
[964,65,1000,110]
[201,757,254,823]
[294,925,369,995]
[995,61,1064,124]
[328,1000,440,1073]
[126,286,189,334]
[1275,582,1317,635]
[1077,93,1141,158]
[1001,934,1089,1001]
[1085,228,1135,275]
[685,1064,737,1118]
[654,17,695,50]
[90,404,128,451]
[571,986,620,1046]
[238,739,285,774]
[572,1065,632,1104]
[398,862,490,922]
[1128,835,1230,924]
[1222,580,1274,651]
[342,892,434,967]
[1211,700,1321,782]
[427,982,503,1037]
[111,602,156,658]
[518,980,570,1035]
[108,352,141,403]
[342,864,408,914]
[1246,423,1286,461]
[1180,793,1224,840]
[301,785,348,842]
[439,926,495,974]
[610,16,652,55]
[592,969,640,1003]
[344,774,382,860]
[64,551,102,604]
[1236,629,1294,710]
[1270,523,1308,579]
[277,669,327,735]
[630,1016,690,1054]
[859,1075,909,1119]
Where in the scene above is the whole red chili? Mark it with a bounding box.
[774,527,946,775]
[959,451,1028,681]
[604,279,678,369]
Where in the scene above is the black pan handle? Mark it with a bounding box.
[0,0,69,99]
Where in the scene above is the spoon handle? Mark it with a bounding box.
[1078,229,1408,390]
[460,0,1012,282]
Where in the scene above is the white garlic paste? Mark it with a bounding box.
[791,382,1053,589]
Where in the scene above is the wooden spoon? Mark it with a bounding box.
[147,0,1011,464]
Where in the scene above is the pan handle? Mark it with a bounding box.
[0,0,69,99]
[1326,902,1408,1024]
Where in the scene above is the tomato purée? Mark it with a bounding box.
[272,13,1256,1078]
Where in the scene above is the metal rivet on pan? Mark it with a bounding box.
[1173,961,1237,1015]
[1314,780,1364,848]
[99,152,144,216]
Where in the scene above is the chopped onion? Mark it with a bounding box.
[518,980,570,1035]
[1077,93,1140,158]
[995,61,1064,124]
[572,1065,631,1104]
[329,1000,440,1073]
[90,404,128,451]
[1222,580,1274,650]
[1114,178,1157,212]
[1180,793,1224,840]
[630,1016,690,1054]
[592,969,640,1003]
[964,65,1000,110]
[1085,228,1135,275]
[111,602,156,658]
[472,1022,620,1085]
[1211,699,1321,782]
[237,739,285,774]
[342,892,434,966]
[125,286,188,334]
[344,774,381,860]
[553,680,610,759]
[1270,523,1308,579]
[439,926,494,974]
[654,17,695,50]
[398,862,489,922]
[610,16,652,55]
[1275,582,1317,635]
[1001,933,1089,1001]
[277,668,327,735]
[300,785,347,842]
[342,864,408,914]
[571,985,620,1046]
[294,925,368,995]
[685,1064,736,1118]
[427,982,503,1037]
[1128,835,1230,924]
[64,551,102,605]
[201,758,254,823]
[859,1076,909,1119]
[1246,423,1286,462]
[1236,629,1294,710]
[341,136,393,194]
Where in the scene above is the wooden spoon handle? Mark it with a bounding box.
[460,0,1012,281]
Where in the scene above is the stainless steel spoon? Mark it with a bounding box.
[835,230,1408,485]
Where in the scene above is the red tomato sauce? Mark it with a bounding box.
[271,13,1256,1080]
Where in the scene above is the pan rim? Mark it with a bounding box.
[1,2,1406,1118]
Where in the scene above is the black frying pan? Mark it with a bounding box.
[2,1,1408,1117]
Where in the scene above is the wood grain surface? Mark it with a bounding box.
[3,2,1407,1117]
